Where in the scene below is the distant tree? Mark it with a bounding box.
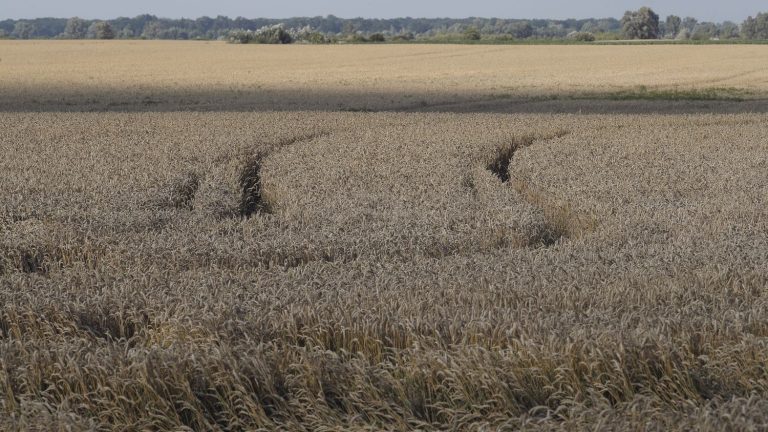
[86,22,99,39]
[93,21,115,39]
[675,28,691,40]
[463,26,481,40]
[742,12,768,39]
[580,22,597,33]
[195,16,215,34]
[664,15,681,38]
[8,18,64,38]
[131,14,159,36]
[621,7,659,39]
[342,21,357,35]
[141,21,163,39]
[682,17,698,32]
[153,27,189,40]
[12,21,37,39]
[719,21,740,39]
[692,22,718,40]
[537,21,568,38]
[233,16,255,31]
[509,21,533,38]
[595,18,622,33]
[0,29,8,39]
[211,15,233,32]
[118,25,135,39]
[62,17,88,39]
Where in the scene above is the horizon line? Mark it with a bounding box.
[2,13,751,23]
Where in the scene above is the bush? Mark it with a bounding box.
[567,31,596,42]
[296,31,331,44]
[368,33,386,42]
[392,32,415,41]
[345,34,369,43]
[463,27,481,40]
[228,30,251,44]
[228,25,293,44]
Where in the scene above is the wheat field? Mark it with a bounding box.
[1,41,768,111]
[1,42,768,431]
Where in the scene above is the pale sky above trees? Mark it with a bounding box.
[5,0,765,22]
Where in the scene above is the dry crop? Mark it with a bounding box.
[1,41,768,431]
[1,41,767,111]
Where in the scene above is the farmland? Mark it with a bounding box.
[2,41,768,111]
[1,41,768,430]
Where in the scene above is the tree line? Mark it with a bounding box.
[1,9,766,42]
[619,7,767,40]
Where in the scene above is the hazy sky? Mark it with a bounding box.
[4,0,765,23]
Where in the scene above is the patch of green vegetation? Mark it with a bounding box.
[593,39,768,45]
[402,37,594,45]
[480,87,757,104]
[576,86,753,101]
[339,106,375,112]
[393,37,768,46]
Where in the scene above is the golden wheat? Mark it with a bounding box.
[1,42,768,431]
[1,41,767,111]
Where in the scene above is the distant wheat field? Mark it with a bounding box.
[1,40,768,110]
[1,41,768,430]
